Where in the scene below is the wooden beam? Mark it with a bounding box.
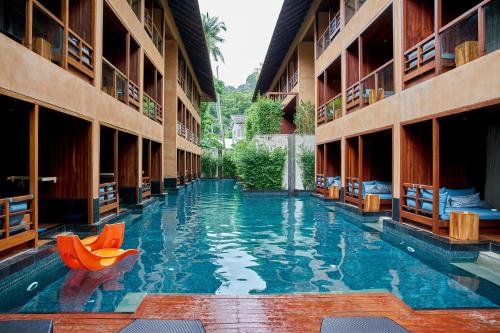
[358,136,363,209]
[432,118,440,234]
[29,105,39,247]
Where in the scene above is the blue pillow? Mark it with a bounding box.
[326,177,335,187]
[365,184,377,194]
[448,193,481,208]
[362,181,376,193]
[406,188,417,207]
[334,176,341,181]
[418,187,447,215]
[446,187,475,197]
[374,182,392,194]
[375,181,392,186]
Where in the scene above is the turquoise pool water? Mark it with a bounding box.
[2,180,499,312]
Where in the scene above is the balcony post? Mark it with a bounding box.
[478,6,485,56]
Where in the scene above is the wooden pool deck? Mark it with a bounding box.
[0,293,499,332]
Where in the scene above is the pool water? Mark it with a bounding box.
[2,180,499,312]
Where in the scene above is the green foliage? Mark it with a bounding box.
[202,13,227,63]
[201,152,218,178]
[245,97,283,140]
[298,148,315,190]
[232,142,287,190]
[294,101,315,135]
[222,151,237,178]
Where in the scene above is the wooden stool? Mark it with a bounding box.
[449,211,479,241]
[328,185,339,200]
[364,194,380,212]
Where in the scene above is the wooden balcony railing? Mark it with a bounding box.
[316,11,341,57]
[316,174,326,193]
[128,81,140,108]
[347,60,394,112]
[143,93,162,124]
[403,35,436,83]
[142,177,151,200]
[288,70,298,89]
[403,0,498,85]
[317,94,342,126]
[144,10,153,37]
[345,176,360,205]
[67,29,94,79]
[0,194,34,241]
[102,58,128,104]
[400,183,434,226]
[99,182,118,215]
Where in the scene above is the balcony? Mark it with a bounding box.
[102,58,128,104]
[317,94,342,125]
[0,0,95,81]
[403,0,499,87]
[347,60,394,112]
[316,11,340,58]
[143,93,162,124]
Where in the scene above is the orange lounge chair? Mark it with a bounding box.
[81,222,125,251]
[57,235,139,271]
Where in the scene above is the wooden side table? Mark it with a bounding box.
[449,211,479,241]
[364,194,380,212]
[328,185,339,199]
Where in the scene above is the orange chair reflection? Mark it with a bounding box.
[57,235,139,271]
[81,222,125,251]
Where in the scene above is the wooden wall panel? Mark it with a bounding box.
[100,126,115,177]
[401,121,433,184]
[362,130,392,182]
[326,141,341,177]
[118,132,138,188]
[346,137,359,177]
[404,0,434,50]
[151,141,161,181]
[38,109,90,199]
[0,98,31,198]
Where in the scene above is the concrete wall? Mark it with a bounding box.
[254,134,315,191]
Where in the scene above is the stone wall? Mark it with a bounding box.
[254,134,315,192]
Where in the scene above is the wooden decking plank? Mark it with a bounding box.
[0,293,498,332]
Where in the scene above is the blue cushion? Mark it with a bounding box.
[448,193,481,208]
[9,201,28,227]
[446,187,475,197]
[99,188,105,194]
[326,177,335,187]
[0,221,27,237]
[441,207,500,221]
[419,187,447,215]
[365,184,377,194]
[373,182,392,194]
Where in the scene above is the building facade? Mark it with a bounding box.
[256,0,500,239]
[0,0,215,256]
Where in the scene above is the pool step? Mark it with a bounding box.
[115,292,147,313]
[452,252,500,287]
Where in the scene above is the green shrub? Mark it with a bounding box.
[233,143,287,190]
[294,101,315,135]
[298,148,315,190]
[201,152,218,178]
[222,150,237,178]
[245,97,283,140]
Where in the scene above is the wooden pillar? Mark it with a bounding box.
[358,136,363,209]
[29,105,39,247]
[435,0,442,75]
[114,129,119,214]
[432,118,440,234]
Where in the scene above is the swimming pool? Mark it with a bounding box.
[1,180,499,312]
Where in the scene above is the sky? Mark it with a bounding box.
[199,0,284,87]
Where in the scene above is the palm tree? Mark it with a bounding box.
[202,12,227,148]
[202,12,227,64]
